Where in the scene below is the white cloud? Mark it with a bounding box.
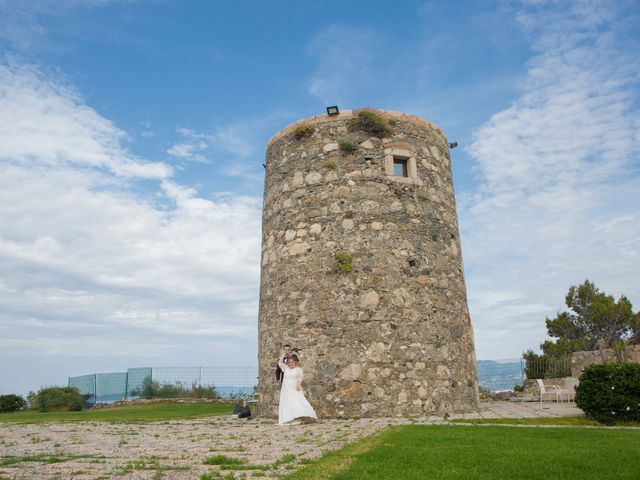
[0,62,171,179]
[0,62,262,390]
[463,0,640,358]
[166,128,210,163]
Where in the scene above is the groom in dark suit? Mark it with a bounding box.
[275,344,292,386]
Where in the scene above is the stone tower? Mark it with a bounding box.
[258,108,479,418]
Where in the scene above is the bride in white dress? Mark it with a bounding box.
[278,350,318,425]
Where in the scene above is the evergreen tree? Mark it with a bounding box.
[541,280,638,357]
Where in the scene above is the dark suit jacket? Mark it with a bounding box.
[275,355,289,383]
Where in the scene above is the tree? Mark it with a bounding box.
[0,394,26,413]
[542,280,638,358]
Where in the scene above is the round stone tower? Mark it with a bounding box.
[258,108,479,418]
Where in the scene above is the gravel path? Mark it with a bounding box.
[0,416,422,479]
[0,402,583,479]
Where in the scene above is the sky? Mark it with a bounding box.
[1,0,639,395]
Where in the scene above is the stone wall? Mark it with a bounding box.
[523,378,569,396]
[571,344,640,378]
[258,108,479,418]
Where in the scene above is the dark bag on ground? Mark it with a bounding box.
[238,406,251,418]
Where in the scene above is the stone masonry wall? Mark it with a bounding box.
[571,344,640,378]
[258,109,479,418]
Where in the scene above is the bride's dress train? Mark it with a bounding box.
[278,366,317,425]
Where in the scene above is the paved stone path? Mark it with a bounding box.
[451,400,584,420]
[0,401,584,480]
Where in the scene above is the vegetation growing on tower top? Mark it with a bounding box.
[348,110,392,138]
[292,123,315,139]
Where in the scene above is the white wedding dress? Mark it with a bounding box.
[278,365,317,425]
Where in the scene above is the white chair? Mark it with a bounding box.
[558,377,578,402]
[536,379,561,402]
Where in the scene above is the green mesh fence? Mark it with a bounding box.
[127,367,152,398]
[95,372,128,403]
[68,374,96,403]
[152,366,201,388]
[477,359,526,392]
[69,366,258,404]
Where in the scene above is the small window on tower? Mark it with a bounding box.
[393,157,408,177]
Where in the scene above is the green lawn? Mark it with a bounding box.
[451,416,601,426]
[0,401,233,423]
[292,424,640,479]
[451,416,640,427]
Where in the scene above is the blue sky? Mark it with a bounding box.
[1,0,639,395]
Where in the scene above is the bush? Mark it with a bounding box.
[575,363,640,424]
[0,394,27,413]
[348,110,392,137]
[33,387,84,412]
[190,385,220,399]
[131,376,174,398]
[131,376,219,399]
[335,252,353,273]
[338,139,357,153]
[292,123,315,139]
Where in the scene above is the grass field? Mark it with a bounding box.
[0,401,233,423]
[451,416,640,427]
[292,424,640,479]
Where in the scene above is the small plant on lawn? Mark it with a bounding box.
[338,139,357,153]
[0,394,26,413]
[152,469,165,480]
[273,454,296,467]
[115,457,160,473]
[326,159,336,170]
[335,252,353,273]
[575,362,640,425]
[200,473,236,480]
[203,455,246,466]
[348,110,392,138]
[292,123,315,139]
[0,454,102,466]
